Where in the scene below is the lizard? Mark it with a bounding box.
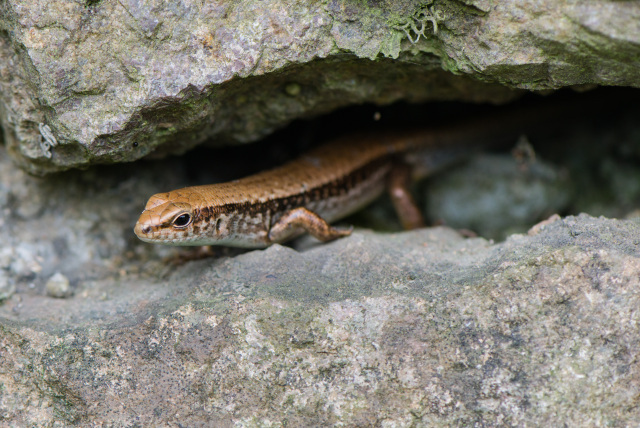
[134,103,556,248]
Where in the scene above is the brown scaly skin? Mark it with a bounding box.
[135,104,561,248]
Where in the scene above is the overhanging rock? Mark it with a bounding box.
[1,0,639,174]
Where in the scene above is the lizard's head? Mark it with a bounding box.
[134,191,209,246]
[135,187,271,248]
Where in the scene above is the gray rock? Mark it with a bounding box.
[1,0,639,174]
[45,272,71,298]
[1,215,640,425]
[426,153,571,240]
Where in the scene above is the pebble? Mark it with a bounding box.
[45,272,72,298]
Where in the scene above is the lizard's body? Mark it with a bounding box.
[134,107,547,247]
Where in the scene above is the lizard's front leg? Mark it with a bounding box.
[268,207,352,244]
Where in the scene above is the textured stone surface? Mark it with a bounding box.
[427,154,572,240]
[1,0,639,174]
[2,215,640,425]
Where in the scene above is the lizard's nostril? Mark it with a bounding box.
[142,225,151,234]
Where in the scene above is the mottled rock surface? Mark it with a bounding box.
[1,0,639,174]
[2,215,640,426]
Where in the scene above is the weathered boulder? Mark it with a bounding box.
[1,0,639,174]
[2,214,640,425]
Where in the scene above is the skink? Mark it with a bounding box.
[134,105,551,248]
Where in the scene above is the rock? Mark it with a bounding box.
[45,272,71,298]
[426,153,571,240]
[1,0,639,174]
[1,215,640,425]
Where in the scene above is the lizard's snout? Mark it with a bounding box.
[134,213,154,239]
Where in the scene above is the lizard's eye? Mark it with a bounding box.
[172,213,192,228]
